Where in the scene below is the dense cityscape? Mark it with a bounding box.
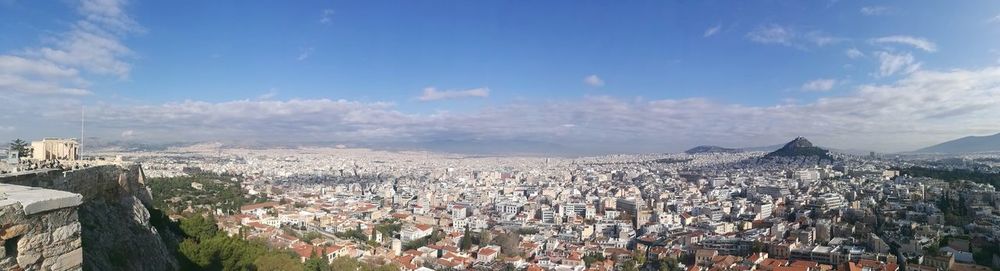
[7,136,997,271]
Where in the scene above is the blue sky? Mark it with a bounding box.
[2,0,1000,154]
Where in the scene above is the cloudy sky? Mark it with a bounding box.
[1,0,1000,154]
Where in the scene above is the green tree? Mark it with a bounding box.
[633,251,647,266]
[375,221,402,242]
[582,253,605,268]
[490,231,522,257]
[181,214,220,241]
[751,241,766,253]
[302,231,322,243]
[659,257,680,271]
[179,238,212,268]
[254,253,305,271]
[8,139,29,158]
[459,227,473,251]
[330,256,362,270]
[182,235,266,271]
[478,230,492,245]
[304,254,332,271]
[621,259,639,271]
[175,214,274,271]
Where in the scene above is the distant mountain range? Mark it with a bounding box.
[408,139,576,156]
[765,137,834,160]
[685,139,879,156]
[683,145,741,154]
[683,144,787,154]
[915,132,1000,154]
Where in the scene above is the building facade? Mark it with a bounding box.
[31,138,79,161]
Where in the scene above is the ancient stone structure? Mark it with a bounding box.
[30,138,79,161]
[0,164,177,271]
[0,184,83,270]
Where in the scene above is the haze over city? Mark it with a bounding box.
[2,0,1000,154]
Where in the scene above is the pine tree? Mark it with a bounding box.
[8,139,29,158]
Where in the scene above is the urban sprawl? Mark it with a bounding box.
[7,137,1000,271]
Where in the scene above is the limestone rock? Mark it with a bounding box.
[1,224,27,240]
[49,247,82,271]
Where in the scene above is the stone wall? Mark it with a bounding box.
[0,184,83,271]
[0,164,178,271]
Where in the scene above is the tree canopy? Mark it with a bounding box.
[8,138,29,158]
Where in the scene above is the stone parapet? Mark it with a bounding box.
[0,163,177,271]
[0,183,83,271]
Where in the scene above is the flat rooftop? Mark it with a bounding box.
[0,183,82,215]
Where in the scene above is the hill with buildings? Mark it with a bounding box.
[915,132,1000,154]
[764,137,834,160]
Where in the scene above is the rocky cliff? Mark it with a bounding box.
[0,164,178,271]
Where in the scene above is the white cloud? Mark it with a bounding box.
[747,24,795,46]
[61,65,1000,153]
[872,35,937,52]
[583,75,605,87]
[804,31,841,46]
[320,9,335,24]
[297,47,313,61]
[703,24,722,37]
[801,79,837,92]
[860,6,890,16]
[258,89,278,100]
[747,24,841,48]
[77,0,144,35]
[0,0,138,96]
[845,48,865,59]
[0,56,80,79]
[989,14,1000,23]
[34,29,134,77]
[0,74,91,95]
[0,56,89,95]
[32,0,141,78]
[86,99,415,142]
[417,87,490,101]
[120,129,134,138]
[875,51,921,77]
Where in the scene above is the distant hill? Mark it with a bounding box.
[915,132,1000,154]
[741,144,785,152]
[684,143,801,154]
[684,145,741,154]
[411,139,577,156]
[764,137,834,160]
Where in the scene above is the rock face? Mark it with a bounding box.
[0,164,178,271]
[684,145,741,154]
[765,137,834,160]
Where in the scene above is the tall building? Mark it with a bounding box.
[811,193,845,211]
[757,186,790,198]
[794,170,820,181]
[31,138,80,161]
